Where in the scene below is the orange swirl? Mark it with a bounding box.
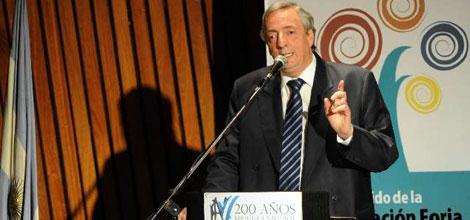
[378,0,425,32]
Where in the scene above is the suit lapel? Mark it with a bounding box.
[258,74,283,173]
[302,54,334,188]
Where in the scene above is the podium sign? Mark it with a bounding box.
[203,192,303,220]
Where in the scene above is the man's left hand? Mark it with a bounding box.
[323,80,353,140]
[177,207,187,220]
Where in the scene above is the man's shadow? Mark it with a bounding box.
[93,87,206,219]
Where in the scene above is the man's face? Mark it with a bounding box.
[265,8,314,77]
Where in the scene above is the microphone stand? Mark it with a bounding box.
[147,69,280,220]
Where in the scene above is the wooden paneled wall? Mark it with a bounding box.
[0,0,265,219]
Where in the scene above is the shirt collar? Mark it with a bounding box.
[281,53,316,88]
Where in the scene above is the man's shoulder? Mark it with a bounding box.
[234,66,271,88]
[324,61,370,77]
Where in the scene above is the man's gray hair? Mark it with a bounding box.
[260,1,315,42]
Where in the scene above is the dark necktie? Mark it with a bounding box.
[279,78,305,191]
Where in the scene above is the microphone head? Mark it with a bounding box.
[274,55,287,66]
[270,55,287,74]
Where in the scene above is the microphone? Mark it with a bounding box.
[257,55,287,87]
[271,55,287,74]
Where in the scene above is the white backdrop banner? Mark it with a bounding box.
[266,0,470,218]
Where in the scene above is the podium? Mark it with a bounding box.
[184,191,330,220]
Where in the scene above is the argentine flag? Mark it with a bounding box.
[0,0,39,219]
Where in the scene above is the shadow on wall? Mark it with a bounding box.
[91,0,267,218]
[92,87,206,220]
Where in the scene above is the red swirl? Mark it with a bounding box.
[318,9,383,70]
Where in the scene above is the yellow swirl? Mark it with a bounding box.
[405,75,441,114]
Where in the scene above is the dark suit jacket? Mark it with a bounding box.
[204,54,398,219]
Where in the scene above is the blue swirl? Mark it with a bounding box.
[420,21,468,70]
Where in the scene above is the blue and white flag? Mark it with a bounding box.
[0,0,39,219]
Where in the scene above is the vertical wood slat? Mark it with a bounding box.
[204,0,213,57]
[185,0,214,147]
[129,0,169,203]
[28,1,55,219]
[39,0,85,218]
[92,0,137,218]
[1,0,225,219]
[0,0,7,149]
[167,0,203,151]
[0,0,15,148]
[147,0,189,189]
[55,0,98,218]
[2,0,15,43]
[73,0,120,218]
[35,126,51,220]
[109,0,154,218]
[28,0,69,219]
[147,0,184,153]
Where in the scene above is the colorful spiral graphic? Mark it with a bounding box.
[317,8,382,70]
[404,75,441,114]
[378,0,425,32]
[420,21,468,71]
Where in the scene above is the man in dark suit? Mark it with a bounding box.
[202,1,398,219]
